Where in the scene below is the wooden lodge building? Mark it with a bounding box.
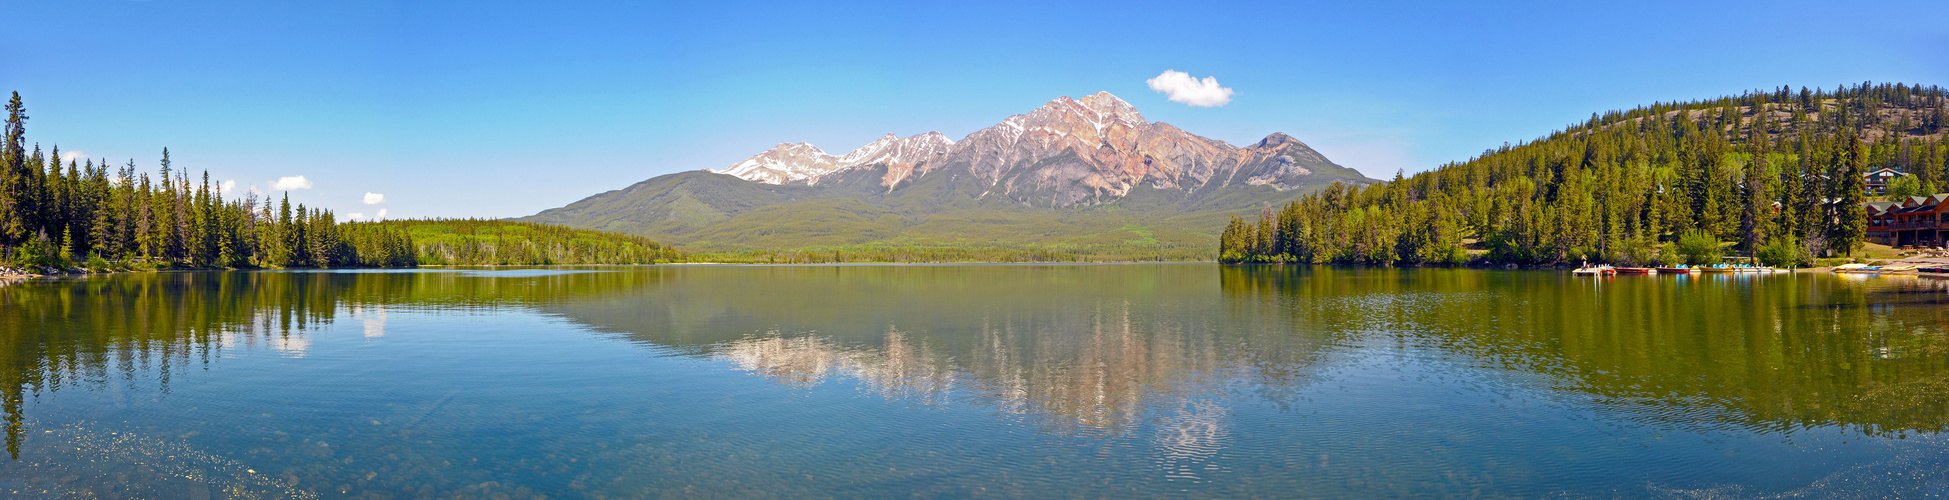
[1864,168,1906,196]
[1867,194,1949,247]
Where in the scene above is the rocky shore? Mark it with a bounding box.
[0,265,89,280]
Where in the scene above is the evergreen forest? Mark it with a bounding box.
[382,219,679,265]
[0,92,675,271]
[1221,81,1949,267]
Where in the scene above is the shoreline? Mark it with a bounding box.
[7,260,1948,276]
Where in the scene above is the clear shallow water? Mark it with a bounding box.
[0,265,1945,498]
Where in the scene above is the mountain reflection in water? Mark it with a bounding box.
[549,266,1346,441]
[0,265,1946,497]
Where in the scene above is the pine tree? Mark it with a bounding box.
[114,161,135,257]
[43,146,65,251]
[0,92,27,248]
[24,145,46,244]
[136,173,155,259]
[172,168,190,263]
[1829,134,1868,256]
[280,194,298,266]
[88,162,114,259]
[1739,145,1768,254]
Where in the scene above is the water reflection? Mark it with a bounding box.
[720,330,959,401]
[0,269,665,461]
[358,306,387,339]
[548,266,1344,445]
[0,265,1945,496]
[0,272,343,460]
[1222,266,1949,436]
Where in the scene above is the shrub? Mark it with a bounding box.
[1622,236,1655,267]
[11,231,70,269]
[1676,230,1721,266]
[1755,238,1809,268]
[1885,175,1926,200]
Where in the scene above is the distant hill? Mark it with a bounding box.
[372,219,680,265]
[520,92,1374,259]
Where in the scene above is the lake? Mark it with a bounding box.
[1,265,1945,498]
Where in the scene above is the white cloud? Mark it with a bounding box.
[270,175,314,191]
[345,208,389,222]
[1146,70,1234,107]
[219,180,237,195]
[363,192,385,205]
[59,150,87,163]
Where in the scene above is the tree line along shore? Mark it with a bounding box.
[1222,81,1949,267]
[0,93,680,276]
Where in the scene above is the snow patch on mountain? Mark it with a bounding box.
[708,91,1357,203]
[713,142,840,185]
[714,132,955,185]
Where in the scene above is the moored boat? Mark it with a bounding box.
[1615,267,1656,275]
[1654,266,1699,274]
[1571,264,1616,276]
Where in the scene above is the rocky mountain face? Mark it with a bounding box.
[712,91,1356,206]
[716,131,957,185]
[524,92,1373,253]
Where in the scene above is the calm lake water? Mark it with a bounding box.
[1,265,1946,498]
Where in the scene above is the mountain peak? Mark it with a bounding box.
[773,142,827,155]
[1254,133,1304,148]
[1040,92,1145,126]
[1078,91,1133,111]
[708,93,1363,198]
[834,134,901,166]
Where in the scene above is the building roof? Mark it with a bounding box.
[1866,193,1949,215]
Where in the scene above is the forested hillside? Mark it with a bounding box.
[378,219,679,265]
[1222,81,1949,266]
[0,92,673,271]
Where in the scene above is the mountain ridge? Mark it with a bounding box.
[522,92,1375,256]
[708,91,1353,203]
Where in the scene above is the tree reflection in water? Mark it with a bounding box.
[1220,266,1949,437]
[2,265,1946,493]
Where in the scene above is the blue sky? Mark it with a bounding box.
[2,1,1945,219]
